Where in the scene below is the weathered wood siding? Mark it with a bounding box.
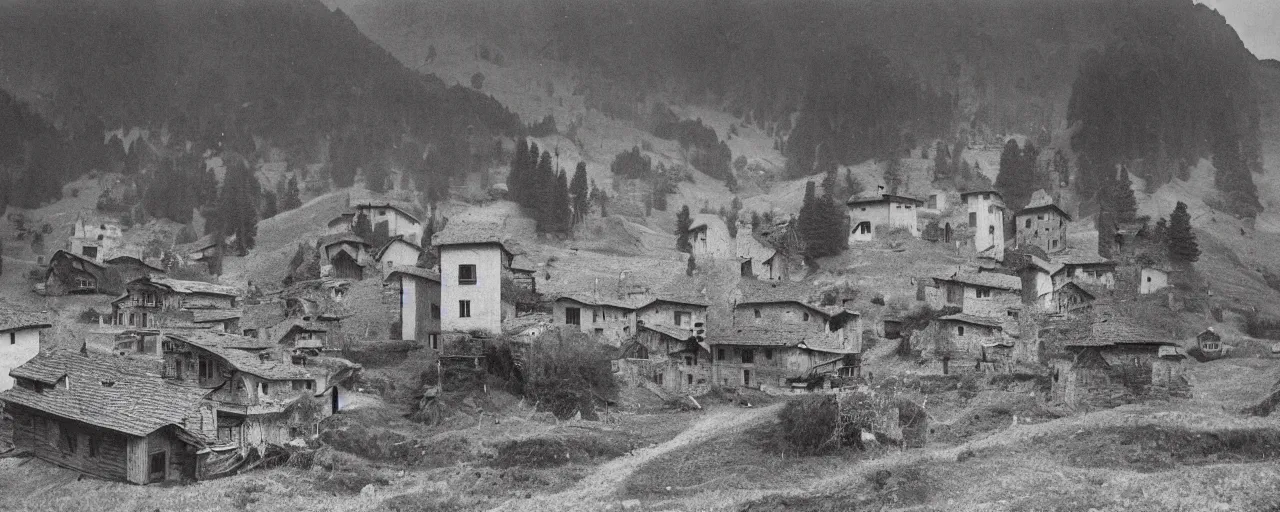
[10,406,132,482]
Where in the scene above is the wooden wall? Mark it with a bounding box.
[10,406,132,482]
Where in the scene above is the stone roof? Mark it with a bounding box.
[1067,319,1175,348]
[104,255,166,273]
[352,199,422,224]
[846,193,925,206]
[191,309,244,323]
[49,249,105,270]
[939,313,1004,328]
[146,277,240,297]
[0,304,52,333]
[1051,246,1113,267]
[960,189,1003,200]
[940,271,1022,291]
[640,323,697,341]
[432,222,510,249]
[509,254,538,273]
[735,280,831,317]
[276,320,328,342]
[555,293,650,310]
[1017,190,1072,220]
[736,233,777,263]
[373,236,423,261]
[689,214,726,232]
[317,232,370,249]
[384,265,440,283]
[0,351,210,438]
[169,332,316,380]
[706,325,823,347]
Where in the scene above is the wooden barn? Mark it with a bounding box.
[43,250,107,295]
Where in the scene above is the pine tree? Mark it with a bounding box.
[532,151,556,232]
[1167,201,1199,264]
[554,169,572,232]
[352,210,372,240]
[686,254,696,276]
[365,158,389,193]
[798,181,822,259]
[570,162,589,224]
[418,216,437,268]
[995,139,1034,210]
[280,175,302,211]
[933,140,951,180]
[261,191,278,219]
[211,158,260,255]
[509,138,528,203]
[1112,166,1138,223]
[675,205,692,253]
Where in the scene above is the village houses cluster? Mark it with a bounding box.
[0,180,1204,484]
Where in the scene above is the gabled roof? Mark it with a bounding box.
[432,222,510,250]
[0,304,51,333]
[846,193,925,206]
[509,254,538,273]
[938,271,1022,291]
[0,351,210,438]
[939,313,1004,328]
[960,189,1003,200]
[705,325,826,347]
[276,319,328,341]
[640,323,697,341]
[318,232,370,249]
[373,236,423,262]
[555,293,649,310]
[1050,246,1113,267]
[1055,281,1098,300]
[736,280,831,317]
[48,249,105,270]
[736,233,777,264]
[104,255,166,273]
[688,214,726,232]
[1067,319,1175,348]
[191,309,243,323]
[139,277,240,297]
[166,333,316,380]
[327,212,355,227]
[1016,191,1072,221]
[352,199,422,224]
[384,265,440,283]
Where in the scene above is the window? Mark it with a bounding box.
[88,435,99,458]
[675,311,690,326]
[687,374,694,386]
[1146,277,1152,283]
[198,358,213,379]
[459,300,472,318]
[593,309,600,323]
[988,205,994,214]
[594,328,604,336]
[976,288,991,298]
[684,356,693,366]
[1025,218,1032,229]
[458,264,477,285]
[9,333,14,345]
[969,212,977,227]
[292,380,314,391]
[741,349,755,363]
[1007,310,1019,318]
[1037,214,1044,221]
[565,307,581,325]
[717,349,725,361]
[989,226,995,235]
[431,303,440,319]
[803,312,810,321]
[765,349,773,360]
[1051,239,1059,249]
[754,309,761,318]
[82,246,97,258]
[261,383,270,395]
[623,326,630,335]
[860,207,867,212]
[957,326,965,336]
[63,430,78,453]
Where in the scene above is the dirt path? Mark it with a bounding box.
[488,403,786,512]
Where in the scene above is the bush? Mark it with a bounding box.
[491,435,627,469]
[779,395,840,455]
[490,329,619,419]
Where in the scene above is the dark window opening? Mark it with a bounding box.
[458,264,477,285]
[459,300,472,318]
[566,307,581,325]
[741,349,755,364]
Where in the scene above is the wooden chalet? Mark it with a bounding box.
[44,250,107,295]
[317,233,370,280]
[104,255,167,284]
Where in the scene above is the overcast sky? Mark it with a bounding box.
[1197,0,1280,60]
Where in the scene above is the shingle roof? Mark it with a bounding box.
[509,255,538,273]
[705,325,826,348]
[556,293,650,310]
[104,255,166,273]
[689,214,726,232]
[432,221,510,249]
[49,249,105,270]
[939,313,1004,328]
[317,232,370,249]
[846,193,925,206]
[1017,190,1072,220]
[384,265,440,283]
[373,236,423,261]
[0,351,210,438]
[640,323,697,341]
[146,277,240,297]
[960,189,1003,200]
[352,200,422,224]
[940,271,1022,291]
[0,304,52,333]
[736,280,831,317]
[736,233,777,263]
[191,309,243,323]
[1067,320,1174,347]
[168,333,316,380]
[1051,246,1113,266]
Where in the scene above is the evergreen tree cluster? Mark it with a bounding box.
[1167,201,1199,265]
[992,138,1041,211]
[609,146,653,178]
[507,138,573,233]
[797,181,847,260]
[207,157,260,255]
[650,105,733,181]
[675,205,693,253]
[1067,4,1263,217]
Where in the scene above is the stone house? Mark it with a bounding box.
[352,200,423,244]
[372,236,423,272]
[161,332,359,451]
[961,190,1006,255]
[433,222,516,336]
[846,192,924,242]
[935,313,1013,373]
[688,214,734,260]
[1139,265,1171,294]
[1053,281,1097,314]
[0,351,214,484]
[1196,327,1224,359]
[1014,191,1070,254]
[384,266,441,349]
[622,324,712,395]
[109,277,241,356]
[68,213,123,262]
[1050,320,1190,408]
[317,233,371,280]
[735,233,779,281]
[1050,250,1117,289]
[707,325,860,391]
[551,293,647,347]
[44,250,107,296]
[0,306,51,391]
[636,296,709,333]
[931,271,1022,317]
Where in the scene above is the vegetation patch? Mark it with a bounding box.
[490,434,629,469]
[1051,426,1280,472]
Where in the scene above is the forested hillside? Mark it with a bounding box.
[0,0,522,209]
[350,0,1266,213]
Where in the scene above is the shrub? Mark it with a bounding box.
[779,395,840,455]
[491,435,627,468]
[490,329,619,419]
